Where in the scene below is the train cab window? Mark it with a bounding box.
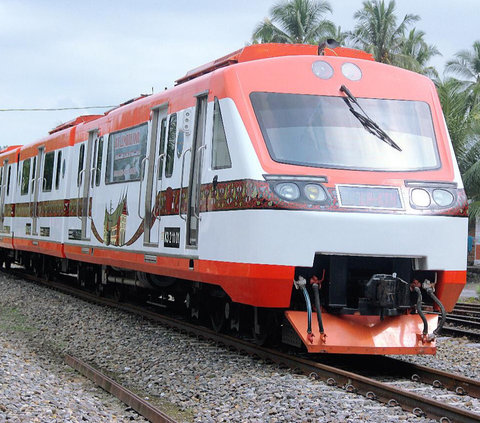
[158,118,167,180]
[212,98,232,170]
[42,151,54,192]
[105,124,148,184]
[77,144,85,186]
[95,136,103,186]
[6,165,11,196]
[165,114,177,178]
[55,151,62,190]
[21,159,30,195]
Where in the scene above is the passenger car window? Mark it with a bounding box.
[105,124,148,184]
[96,136,103,186]
[158,118,167,180]
[55,151,62,190]
[165,114,177,178]
[21,159,30,195]
[42,151,55,192]
[77,144,85,186]
[6,165,11,196]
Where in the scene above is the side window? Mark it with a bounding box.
[77,144,85,186]
[212,98,232,170]
[6,165,11,196]
[21,159,30,195]
[105,124,148,184]
[55,151,62,190]
[31,157,37,192]
[165,114,177,178]
[95,136,103,186]
[158,118,167,180]
[42,152,55,192]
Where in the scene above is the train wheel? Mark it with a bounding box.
[92,268,104,297]
[210,297,228,333]
[112,285,125,302]
[32,255,43,278]
[253,307,274,346]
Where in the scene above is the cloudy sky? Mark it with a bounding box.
[0,0,478,147]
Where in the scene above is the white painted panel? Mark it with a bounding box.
[198,209,467,271]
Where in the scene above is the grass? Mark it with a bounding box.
[0,306,36,333]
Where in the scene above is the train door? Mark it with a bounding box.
[32,147,44,236]
[78,130,97,240]
[0,160,7,232]
[186,93,208,248]
[143,104,168,246]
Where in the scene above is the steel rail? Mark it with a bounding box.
[446,315,480,329]
[455,303,480,311]
[359,356,480,398]
[65,355,176,423]
[440,326,480,341]
[6,269,480,423]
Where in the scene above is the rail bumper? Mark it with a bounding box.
[285,311,438,354]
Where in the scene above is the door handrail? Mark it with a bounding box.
[138,157,149,219]
[77,169,85,220]
[154,153,166,221]
[193,144,207,220]
[179,148,192,221]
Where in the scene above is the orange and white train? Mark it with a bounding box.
[0,43,468,354]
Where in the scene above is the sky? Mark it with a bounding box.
[0,0,479,147]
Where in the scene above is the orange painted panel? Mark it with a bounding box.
[286,311,437,355]
[14,238,64,258]
[0,235,14,250]
[63,245,294,307]
[435,270,467,312]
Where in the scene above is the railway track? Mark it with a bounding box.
[441,301,480,340]
[5,268,480,423]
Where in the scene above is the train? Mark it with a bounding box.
[0,42,468,355]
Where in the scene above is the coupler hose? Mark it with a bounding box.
[312,283,324,335]
[423,279,446,340]
[294,277,314,343]
[414,286,428,337]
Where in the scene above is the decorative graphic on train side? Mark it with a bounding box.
[104,191,129,246]
[105,123,148,184]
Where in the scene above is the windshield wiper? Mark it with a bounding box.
[340,85,402,152]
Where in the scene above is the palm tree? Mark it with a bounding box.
[436,77,480,217]
[252,0,335,44]
[348,0,419,65]
[445,41,480,86]
[398,29,441,78]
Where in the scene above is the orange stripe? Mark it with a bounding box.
[14,238,64,258]
[64,245,294,307]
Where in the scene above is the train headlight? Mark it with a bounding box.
[304,184,327,202]
[312,61,334,80]
[341,62,362,81]
[432,189,454,207]
[411,188,431,207]
[274,183,300,201]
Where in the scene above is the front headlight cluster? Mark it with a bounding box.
[272,181,329,204]
[410,188,455,208]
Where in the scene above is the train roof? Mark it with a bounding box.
[175,43,375,85]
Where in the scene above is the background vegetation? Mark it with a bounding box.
[252,0,480,218]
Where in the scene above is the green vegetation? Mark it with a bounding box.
[252,0,480,219]
[0,306,35,333]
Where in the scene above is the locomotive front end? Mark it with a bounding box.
[238,47,468,354]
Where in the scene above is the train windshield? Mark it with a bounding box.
[250,92,440,171]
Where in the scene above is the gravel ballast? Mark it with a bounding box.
[0,272,479,422]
